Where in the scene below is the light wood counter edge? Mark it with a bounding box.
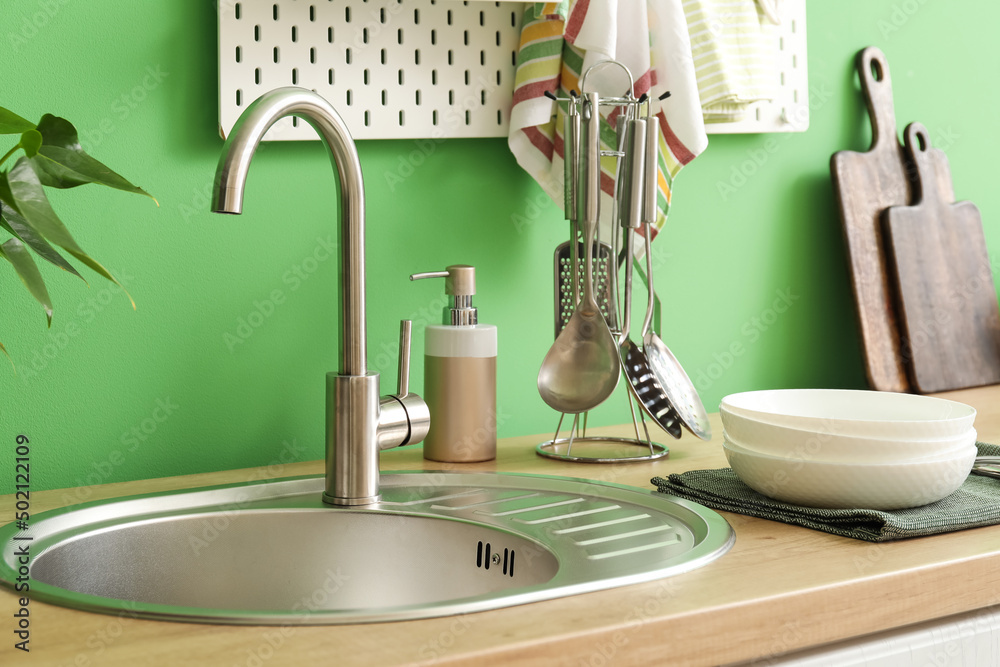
[4,384,1000,666]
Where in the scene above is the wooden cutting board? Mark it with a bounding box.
[831,47,913,392]
[883,122,1000,393]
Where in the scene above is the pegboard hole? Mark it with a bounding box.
[364,110,370,126]
[255,68,261,84]
[398,69,404,85]
[364,68,370,85]
[346,47,352,64]
[432,69,438,85]
[415,89,421,105]
[328,68,334,85]
[479,10,484,26]
[431,29,436,45]
[463,30,469,46]
[363,27,369,44]
[380,8,387,23]
[292,117,299,127]
[465,110,471,125]
[235,3,242,19]
[381,48,387,64]
[327,26,334,43]
[449,90,455,105]
[235,46,242,62]
[254,24,261,41]
[236,89,243,106]
[292,68,298,84]
[291,25,298,42]
[309,5,315,22]
[432,110,438,126]
[310,47,316,64]
[347,89,353,106]
[480,50,485,66]
[381,89,388,106]
[397,28,403,44]
[465,70,470,85]
[448,49,453,65]
[345,6,351,22]
[399,110,405,126]
[272,4,279,20]
[414,8,420,24]
[447,9,452,25]
[273,46,280,63]
[414,49,420,65]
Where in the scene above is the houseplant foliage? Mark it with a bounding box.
[0,105,156,362]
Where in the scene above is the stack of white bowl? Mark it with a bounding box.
[718,389,978,510]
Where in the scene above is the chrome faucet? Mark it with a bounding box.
[211,87,430,506]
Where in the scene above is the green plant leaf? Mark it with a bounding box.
[0,202,84,280]
[31,115,157,204]
[3,158,134,308]
[19,129,42,157]
[0,107,34,135]
[0,237,52,326]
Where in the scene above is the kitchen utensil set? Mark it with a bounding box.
[536,60,710,463]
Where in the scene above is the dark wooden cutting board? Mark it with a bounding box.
[883,123,1000,393]
[831,47,913,392]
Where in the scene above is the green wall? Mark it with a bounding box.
[3,1,998,494]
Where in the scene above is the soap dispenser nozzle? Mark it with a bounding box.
[410,265,478,326]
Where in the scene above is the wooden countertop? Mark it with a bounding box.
[5,385,1000,666]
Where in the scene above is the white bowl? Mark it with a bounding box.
[722,437,977,510]
[721,389,976,441]
[720,416,977,463]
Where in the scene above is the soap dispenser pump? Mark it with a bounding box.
[410,265,497,462]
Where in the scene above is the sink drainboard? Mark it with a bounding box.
[0,471,733,624]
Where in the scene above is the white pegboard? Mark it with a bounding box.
[704,0,809,134]
[218,0,808,140]
[218,0,523,140]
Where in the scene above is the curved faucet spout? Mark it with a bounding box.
[212,87,366,377]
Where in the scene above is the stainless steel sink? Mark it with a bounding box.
[1,472,733,624]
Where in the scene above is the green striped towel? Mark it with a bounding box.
[683,0,778,123]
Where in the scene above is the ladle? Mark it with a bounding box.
[537,92,621,414]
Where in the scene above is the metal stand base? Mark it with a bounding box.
[536,437,669,463]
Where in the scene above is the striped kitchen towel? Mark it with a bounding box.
[507,0,708,249]
[683,0,778,123]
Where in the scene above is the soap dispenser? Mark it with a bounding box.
[410,265,497,462]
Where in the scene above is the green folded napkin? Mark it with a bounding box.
[651,442,1000,542]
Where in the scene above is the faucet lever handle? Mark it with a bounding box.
[397,320,412,398]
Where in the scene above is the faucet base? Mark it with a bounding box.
[325,373,381,505]
[321,492,380,507]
